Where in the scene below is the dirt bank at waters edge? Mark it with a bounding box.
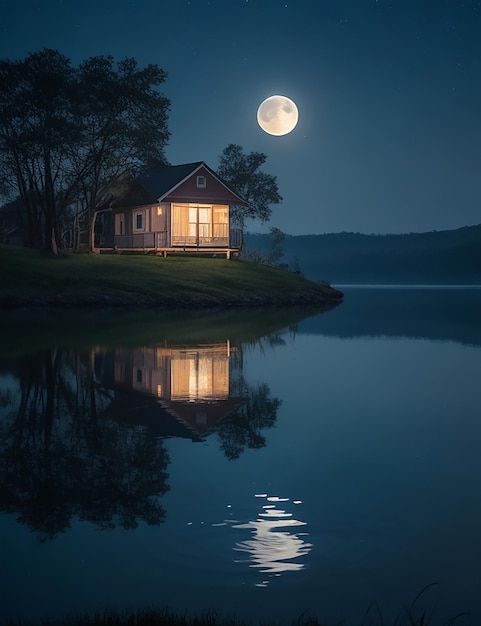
[0,283,344,310]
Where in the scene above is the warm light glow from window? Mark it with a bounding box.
[171,353,229,400]
[172,204,229,243]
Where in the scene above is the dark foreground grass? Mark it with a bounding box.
[5,587,471,626]
[4,606,470,626]
[0,245,342,308]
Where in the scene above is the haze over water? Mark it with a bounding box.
[0,287,480,625]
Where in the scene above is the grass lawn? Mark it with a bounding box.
[0,245,342,307]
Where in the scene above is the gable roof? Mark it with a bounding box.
[107,161,247,208]
[137,162,203,200]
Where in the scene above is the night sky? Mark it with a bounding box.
[2,0,481,235]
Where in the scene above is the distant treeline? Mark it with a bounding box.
[244,224,481,284]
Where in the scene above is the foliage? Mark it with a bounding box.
[4,592,471,626]
[217,144,282,232]
[0,348,170,541]
[239,226,296,273]
[359,583,470,626]
[214,381,281,460]
[0,49,170,253]
[266,226,287,265]
[4,608,335,626]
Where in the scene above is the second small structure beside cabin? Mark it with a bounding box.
[96,162,247,258]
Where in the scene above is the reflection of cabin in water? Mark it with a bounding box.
[97,341,246,441]
[96,162,247,258]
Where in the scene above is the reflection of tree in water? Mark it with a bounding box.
[211,336,281,461]
[214,381,281,461]
[0,349,170,542]
[0,337,282,538]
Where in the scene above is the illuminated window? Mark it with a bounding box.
[157,205,163,216]
[198,207,210,239]
[196,175,207,188]
[213,205,228,239]
[213,206,228,223]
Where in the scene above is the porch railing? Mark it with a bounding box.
[229,228,242,248]
[171,235,229,247]
[100,229,242,250]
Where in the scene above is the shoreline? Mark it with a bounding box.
[0,245,343,311]
[0,284,343,311]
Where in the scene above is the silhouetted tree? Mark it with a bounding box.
[217,144,282,234]
[266,226,287,265]
[0,49,170,253]
[214,382,281,460]
[0,348,170,541]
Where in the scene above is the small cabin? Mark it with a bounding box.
[96,161,247,258]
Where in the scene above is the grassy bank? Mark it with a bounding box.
[5,598,470,626]
[0,245,342,308]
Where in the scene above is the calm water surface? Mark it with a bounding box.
[0,288,480,625]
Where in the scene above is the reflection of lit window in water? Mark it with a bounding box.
[171,351,229,401]
[232,494,312,587]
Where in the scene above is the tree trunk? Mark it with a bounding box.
[44,213,59,255]
[90,209,98,252]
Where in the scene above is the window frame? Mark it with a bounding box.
[134,210,145,232]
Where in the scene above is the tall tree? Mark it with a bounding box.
[73,55,170,250]
[0,49,79,249]
[0,49,170,253]
[217,143,282,233]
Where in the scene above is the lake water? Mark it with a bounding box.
[1,287,480,625]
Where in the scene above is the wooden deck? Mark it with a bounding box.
[94,246,240,259]
[94,229,242,259]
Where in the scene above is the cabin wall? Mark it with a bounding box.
[114,210,129,235]
[150,203,169,233]
[112,203,172,247]
[113,204,168,234]
[165,166,241,204]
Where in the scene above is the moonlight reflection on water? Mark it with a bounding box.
[232,494,312,586]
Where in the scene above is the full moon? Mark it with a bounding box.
[257,95,299,136]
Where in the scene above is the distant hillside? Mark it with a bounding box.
[244,225,481,284]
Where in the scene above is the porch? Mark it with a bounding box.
[96,229,242,259]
